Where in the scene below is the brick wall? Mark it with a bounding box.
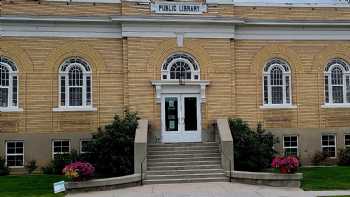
[0,38,124,133]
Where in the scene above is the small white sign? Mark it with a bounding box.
[151,2,207,15]
[53,181,66,194]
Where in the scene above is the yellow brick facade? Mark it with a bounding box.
[2,1,350,165]
[3,38,350,134]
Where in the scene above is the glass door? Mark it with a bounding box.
[161,94,201,143]
[164,96,180,132]
[183,96,198,132]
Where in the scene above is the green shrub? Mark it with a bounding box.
[88,110,139,177]
[338,148,350,166]
[0,157,9,176]
[311,151,328,165]
[229,118,278,172]
[25,160,37,174]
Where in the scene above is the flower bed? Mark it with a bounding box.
[272,156,300,174]
[63,161,95,181]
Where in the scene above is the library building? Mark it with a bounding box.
[1,0,350,171]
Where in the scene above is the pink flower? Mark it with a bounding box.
[271,156,299,173]
[63,161,95,180]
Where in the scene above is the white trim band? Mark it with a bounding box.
[45,0,121,3]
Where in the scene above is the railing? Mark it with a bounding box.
[140,154,147,185]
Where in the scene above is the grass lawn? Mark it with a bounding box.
[0,175,67,197]
[300,166,350,191]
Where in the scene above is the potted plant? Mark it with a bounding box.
[63,161,95,181]
[272,156,299,174]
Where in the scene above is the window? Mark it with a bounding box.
[321,134,336,158]
[263,58,292,105]
[324,59,350,105]
[6,141,24,167]
[0,57,18,109]
[161,53,200,80]
[52,140,70,159]
[59,57,92,108]
[80,140,92,154]
[283,136,298,156]
[345,134,350,147]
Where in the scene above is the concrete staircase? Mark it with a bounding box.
[144,142,228,184]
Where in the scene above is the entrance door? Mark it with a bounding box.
[161,94,201,143]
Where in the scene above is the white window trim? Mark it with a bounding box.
[262,59,293,106]
[52,139,71,159]
[283,135,299,156]
[344,134,350,148]
[0,107,23,112]
[0,58,19,111]
[5,140,24,168]
[57,58,94,110]
[80,139,92,154]
[260,104,297,109]
[321,134,337,159]
[324,60,350,106]
[321,104,350,108]
[52,106,97,112]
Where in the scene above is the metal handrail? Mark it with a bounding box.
[140,154,147,185]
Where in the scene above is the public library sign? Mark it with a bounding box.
[151,2,207,15]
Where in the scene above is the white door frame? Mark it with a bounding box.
[161,93,202,143]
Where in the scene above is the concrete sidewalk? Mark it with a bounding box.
[66,182,350,197]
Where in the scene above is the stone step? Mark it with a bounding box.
[148,149,220,155]
[148,142,217,148]
[148,145,219,152]
[145,142,226,185]
[147,156,221,163]
[147,164,222,171]
[146,168,224,175]
[148,152,220,159]
[148,160,221,167]
[146,172,226,180]
[143,177,228,185]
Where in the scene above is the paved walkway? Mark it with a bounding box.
[66,182,350,197]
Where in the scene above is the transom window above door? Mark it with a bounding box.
[262,58,293,107]
[161,53,200,80]
[324,58,350,106]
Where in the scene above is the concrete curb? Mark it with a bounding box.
[228,171,303,187]
[65,173,141,191]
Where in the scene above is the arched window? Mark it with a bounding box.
[0,57,18,109]
[263,58,292,105]
[324,59,350,104]
[59,57,92,108]
[161,53,200,80]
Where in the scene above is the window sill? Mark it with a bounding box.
[8,166,24,169]
[0,108,23,112]
[52,107,97,112]
[260,105,297,109]
[321,104,350,108]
